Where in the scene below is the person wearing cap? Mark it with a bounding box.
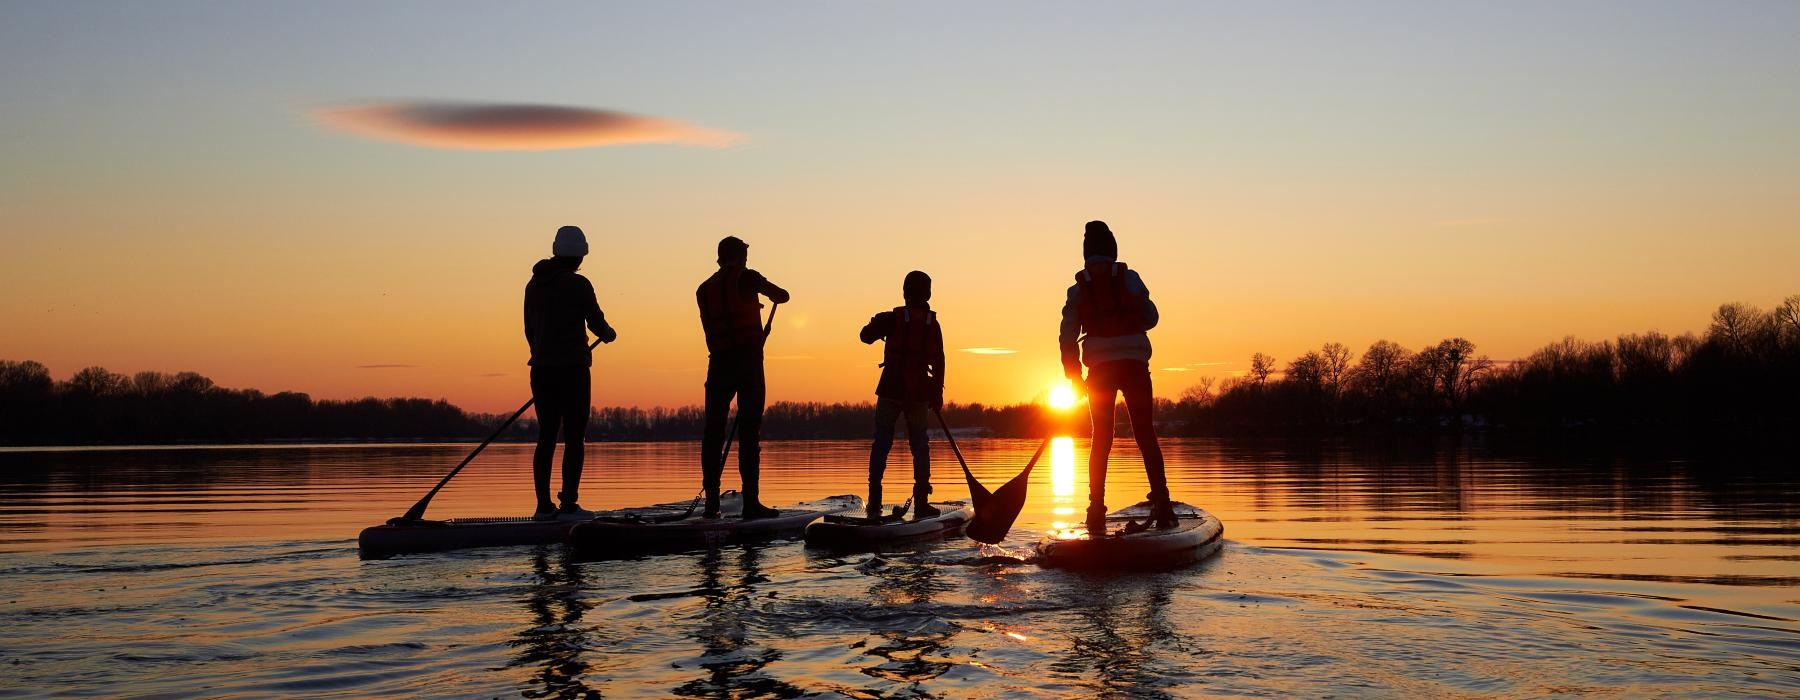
[696,236,790,520]
[858,271,946,521]
[1058,220,1176,535]
[524,225,617,521]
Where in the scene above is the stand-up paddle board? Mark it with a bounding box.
[1036,501,1223,570]
[359,517,578,559]
[357,491,739,560]
[567,494,861,556]
[803,502,971,550]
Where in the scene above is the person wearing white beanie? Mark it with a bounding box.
[552,225,588,257]
[524,225,616,521]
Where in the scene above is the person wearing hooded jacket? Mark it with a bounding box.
[524,225,617,521]
[858,271,946,521]
[1059,220,1177,535]
[696,236,790,520]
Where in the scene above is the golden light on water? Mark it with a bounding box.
[1047,381,1078,410]
[1051,437,1076,497]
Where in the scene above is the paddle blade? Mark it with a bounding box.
[962,436,1052,544]
[963,464,1033,544]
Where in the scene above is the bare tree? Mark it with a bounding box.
[1416,338,1490,415]
[1286,351,1325,389]
[1319,342,1352,400]
[1776,294,1800,349]
[1708,302,1764,354]
[1248,353,1276,387]
[1180,375,1219,406]
[1615,331,1675,379]
[1352,340,1411,400]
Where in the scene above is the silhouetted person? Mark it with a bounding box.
[859,271,946,520]
[697,236,789,520]
[525,225,617,521]
[1059,220,1175,534]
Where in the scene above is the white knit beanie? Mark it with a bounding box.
[553,225,588,257]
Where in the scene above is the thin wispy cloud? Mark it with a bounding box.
[312,101,743,151]
[1162,361,1228,371]
[356,364,418,369]
[961,347,1018,355]
[1435,217,1503,228]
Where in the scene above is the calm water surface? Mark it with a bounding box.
[0,439,1796,698]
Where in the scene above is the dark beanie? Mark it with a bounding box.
[717,236,748,264]
[903,270,932,305]
[1083,220,1117,260]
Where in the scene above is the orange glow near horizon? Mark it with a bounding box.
[1047,382,1078,411]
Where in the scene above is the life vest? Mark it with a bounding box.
[698,266,764,352]
[883,306,937,398]
[1075,261,1142,338]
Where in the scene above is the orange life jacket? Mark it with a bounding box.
[698,267,764,352]
[1075,261,1142,338]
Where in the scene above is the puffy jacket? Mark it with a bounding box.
[524,258,616,367]
[1059,257,1158,374]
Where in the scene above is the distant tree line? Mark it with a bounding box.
[1159,295,1800,442]
[4,294,1792,446]
[498,401,1047,442]
[0,364,483,444]
[0,361,1049,445]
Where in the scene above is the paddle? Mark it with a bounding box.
[936,408,1051,544]
[391,338,603,524]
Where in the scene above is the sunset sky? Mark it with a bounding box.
[3,2,1797,411]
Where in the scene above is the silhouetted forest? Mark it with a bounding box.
[3,295,1792,446]
[1160,295,1799,444]
[0,364,483,444]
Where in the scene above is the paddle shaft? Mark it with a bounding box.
[934,409,1052,483]
[933,409,975,480]
[396,337,604,523]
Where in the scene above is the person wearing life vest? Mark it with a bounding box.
[1058,220,1176,534]
[697,236,790,520]
[858,271,947,521]
[524,225,618,521]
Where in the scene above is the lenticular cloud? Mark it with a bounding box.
[312,101,743,151]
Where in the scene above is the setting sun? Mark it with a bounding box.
[1047,382,1078,410]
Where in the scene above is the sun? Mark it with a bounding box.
[1047,381,1078,410]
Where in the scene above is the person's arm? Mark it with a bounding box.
[859,311,889,345]
[1129,271,1159,332]
[929,318,947,407]
[742,269,790,305]
[579,278,617,343]
[523,284,538,346]
[1059,285,1083,381]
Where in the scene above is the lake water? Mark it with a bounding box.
[1,439,1795,698]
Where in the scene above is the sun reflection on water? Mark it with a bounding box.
[1050,437,1075,497]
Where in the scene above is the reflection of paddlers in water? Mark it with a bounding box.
[524,226,618,521]
[1060,221,1177,534]
[697,236,790,520]
[859,271,946,521]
